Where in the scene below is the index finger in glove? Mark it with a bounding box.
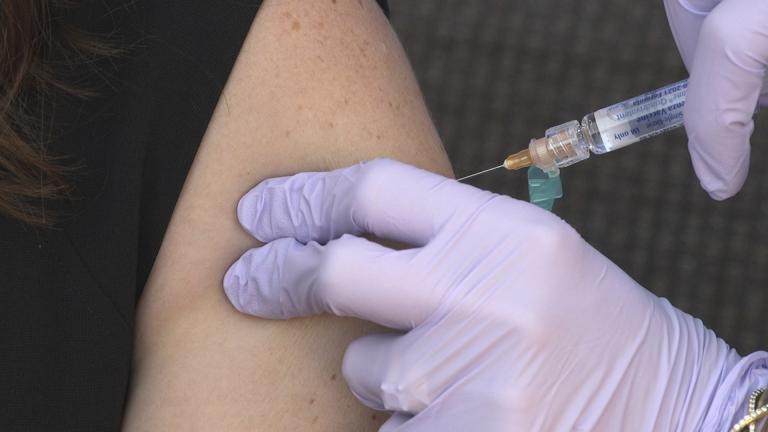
[235,158,492,247]
[683,0,768,199]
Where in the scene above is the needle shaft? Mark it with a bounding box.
[457,164,505,182]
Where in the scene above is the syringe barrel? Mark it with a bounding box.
[529,79,689,173]
[587,79,688,153]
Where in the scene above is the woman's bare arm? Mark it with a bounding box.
[122,0,452,430]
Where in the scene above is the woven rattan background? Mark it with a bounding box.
[390,1,767,354]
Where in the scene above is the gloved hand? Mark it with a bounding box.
[664,0,768,200]
[223,159,768,431]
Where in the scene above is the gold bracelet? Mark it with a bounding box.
[730,387,768,432]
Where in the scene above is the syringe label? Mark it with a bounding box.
[593,80,687,152]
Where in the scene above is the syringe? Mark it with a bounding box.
[458,79,688,181]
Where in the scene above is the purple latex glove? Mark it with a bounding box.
[664,0,768,199]
[224,159,768,431]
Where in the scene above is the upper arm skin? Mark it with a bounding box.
[122,0,452,430]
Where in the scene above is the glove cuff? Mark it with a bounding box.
[702,351,768,431]
[729,386,768,432]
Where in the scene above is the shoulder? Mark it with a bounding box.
[124,0,450,429]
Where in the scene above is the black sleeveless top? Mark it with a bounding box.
[0,1,388,429]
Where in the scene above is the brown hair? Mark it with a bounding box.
[0,0,105,226]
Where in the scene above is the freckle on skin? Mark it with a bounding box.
[309,398,315,405]
[329,121,334,128]
[344,98,349,105]
[292,20,301,31]
[298,105,303,111]
[372,414,378,421]
[312,416,319,424]
[331,0,337,3]
[331,373,337,381]
[285,130,291,137]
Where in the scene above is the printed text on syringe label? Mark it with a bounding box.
[593,80,687,152]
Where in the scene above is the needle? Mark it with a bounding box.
[457,164,505,182]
